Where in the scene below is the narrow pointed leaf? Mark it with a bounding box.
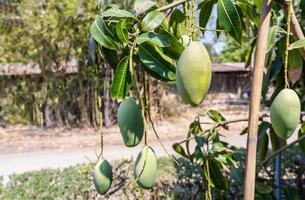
[134,0,156,15]
[169,9,187,38]
[102,8,135,18]
[138,43,176,81]
[116,19,128,42]
[217,0,242,43]
[142,10,166,31]
[90,16,118,50]
[136,32,170,47]
[198,0,214,35]
[111,57,130,100]
[172,143,188,158]
[288,38,305,50]
[266,26,278,52]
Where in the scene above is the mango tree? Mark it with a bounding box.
[87,0,305,199]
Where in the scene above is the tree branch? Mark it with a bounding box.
[156,0,190,12]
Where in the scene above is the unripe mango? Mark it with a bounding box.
[270,89,300,139]
[93,159,113,195]
[134,146,158,189]
[117,97,144,147]
[176,41,212,106]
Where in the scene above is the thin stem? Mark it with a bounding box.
[156,0,190,12]
[178,114,269,145]
[129,44,148,145]
[98,95,104,159]
[284,0,292,88]
[261,123,304,165]
[191,0,196,40]
[195,25,227,33]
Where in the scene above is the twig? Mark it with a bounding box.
[195,25,227,33]
[156,0,190,12]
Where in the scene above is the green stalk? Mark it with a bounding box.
[156,0,190,12]
[284,0,292,88]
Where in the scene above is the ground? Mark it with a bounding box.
[0,102,250,154]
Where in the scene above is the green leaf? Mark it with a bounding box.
[211,142,226,153]
[257,122,270,160]
[195,136,205,147]
[266,26,278,52]
[190,121,203,135]
[172,143,188,158]
[198,0,215,35]
[288,38,305,50]
[134,0,156,15]
[116,19,128,43]
[169,9,187,38]
[217,0,242,43]
[240,127,248,135]
[208,159,228,190]
[142,10,166,31]
[102,47,120,69]
[111,57,130,100]
[136,32,170,47]
[90,16,118,50]
[230,166,243,184]
[207,110,226,122]
[159,29,184,60]
[102,8,135,18]
[269,127,287,153]
[279,38,303,69]
[138,43,176,81]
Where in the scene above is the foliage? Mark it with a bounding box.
[1,147,304,199]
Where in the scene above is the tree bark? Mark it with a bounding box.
[244,0,272,199]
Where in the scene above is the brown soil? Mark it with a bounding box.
[0,99,250,154]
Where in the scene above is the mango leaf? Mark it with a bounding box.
[208,159,228,190]
[266,26,278,52]
[270,127,287,153]
[136,32,170,47]
[102,47,120,69]
[230,166,243,184]
[172,143,188,158]
[257,122,270,160]
[211,142,226,153]
[134,0,156,15]
[116,19,128,43]
[288,38,305,50]
[90,16,118,50]
[279,38,303,69]
[111,57,130,100]
[142,10,166,31]
[138,43,176,81]
[198,0,215,35]
[190,121,203,135]
[240,127,248,135]
[207,110,226,122]
[217,0,242,43]
[195,136,205,147]
[169,9,187,38]
[235,0,259,26]
[102,8,135,18]
[159,29,184,60]
[207,110,228,129]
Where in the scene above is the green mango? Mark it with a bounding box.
[117,97,144,147]
[134,146,158,189]
[176,41,212,106]
[93,159,113,195]
[270,89,300,139]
